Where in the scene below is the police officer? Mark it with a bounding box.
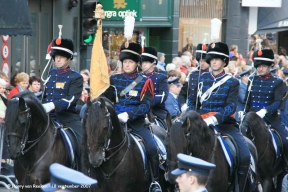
[104,42,161,192]
[244,49,288,163]
[187,43,209,111]
[171,153,216,192]
[141,46,169,125]
[42,37,83,164]
[189,42,250,192]
[42,163,97,192]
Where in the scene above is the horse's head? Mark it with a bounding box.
[83,97,113,167]
[165,113,190,184]
[5,91,47,159]
[5,97,31,158]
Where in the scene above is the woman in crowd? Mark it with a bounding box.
[7,72,29,99]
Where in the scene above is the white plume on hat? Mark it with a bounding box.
[124,16,135,40]
[210,18,222,42]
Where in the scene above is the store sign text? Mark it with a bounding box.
[105,10,137,19]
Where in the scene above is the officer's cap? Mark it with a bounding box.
[239,70,251,77]
[42,163,97,192]
[253,49,274,68]
[195,43,208,62]
[141,46,158,64]
[171,154,216,176]
[50,38,74,60]
[205,42,229,67]
[168,77,182,87]
[119,42,142,63]
[283,68,288,75]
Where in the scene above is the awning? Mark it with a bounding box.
[254,1,288,34]
[0,0,32,36]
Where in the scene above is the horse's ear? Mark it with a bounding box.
[99,97,106,109]
[182,117,191,134]
[19,97,26,111]
[87,97,92,108]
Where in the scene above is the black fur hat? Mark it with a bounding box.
[205,42,229,67]
[253,49,274,68]
[50,38,74,60]
[119,42,142,63]
[141,46,158,64]
[196,44,208,62]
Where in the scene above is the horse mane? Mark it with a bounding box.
[167,117,187,157]
[183,111,214,158]
[241,111,269,139]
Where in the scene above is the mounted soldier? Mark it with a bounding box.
[242,47,288,166]
[104,42,162,192]
[141,46,169,128]
[189,42,250,192]
[41,26,83,165]
[187,43,210,111]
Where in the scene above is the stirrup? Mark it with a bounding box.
[149,181,162,192]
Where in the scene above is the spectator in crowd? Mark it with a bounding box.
[28,76,42,98]
[80,70,90,86]
[172,57,183,70]
[165,77,182,119]
[156,52,166,71]
[180,55,191,75]
[167,69,181,79]
[0,78,13,176]
[7,72,29,99]
[166,63,177,72]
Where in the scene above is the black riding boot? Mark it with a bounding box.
[149,153,162,192]
[238,165,249,192]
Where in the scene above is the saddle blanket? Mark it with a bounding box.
[129,133,167,170]
[268,129,280,159]
[60,128,75,165]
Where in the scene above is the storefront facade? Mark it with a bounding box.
[2,0,179,79]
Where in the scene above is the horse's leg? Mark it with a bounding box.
[262,178,273,192]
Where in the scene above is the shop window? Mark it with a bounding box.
[103,28,146,61]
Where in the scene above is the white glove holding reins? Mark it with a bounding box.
[256,109,267,118]
[42,102,55,113]
[204,116,218,126]
[238,111,245,121]
[181,103,188,113]
[118,112,129,123]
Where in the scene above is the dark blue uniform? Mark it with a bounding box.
[105,72,157,157]
[187,69,208,110]
[245,73,288,155]
[143,71,168,120]
[43,67,83,139]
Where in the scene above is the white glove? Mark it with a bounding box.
[238,111,245,121]
[181,103,188,113]
[256,109,267,118]
[204,116,218,126]
[118,112,129,123]
[42,102,55,113]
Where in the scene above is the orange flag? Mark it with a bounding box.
[89,5,109,100]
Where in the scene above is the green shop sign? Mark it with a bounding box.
[100,0,140,21]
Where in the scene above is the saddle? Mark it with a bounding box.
[51,119,80,170]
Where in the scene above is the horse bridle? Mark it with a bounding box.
[7,97,50,155]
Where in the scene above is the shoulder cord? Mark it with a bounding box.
[243,70,256,113]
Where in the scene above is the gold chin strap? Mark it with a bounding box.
[121,49,140,56]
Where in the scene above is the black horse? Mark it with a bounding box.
[241,111,287,192]
[5,91,71,192]
[165,110,258,192]
[82,97,167,192]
